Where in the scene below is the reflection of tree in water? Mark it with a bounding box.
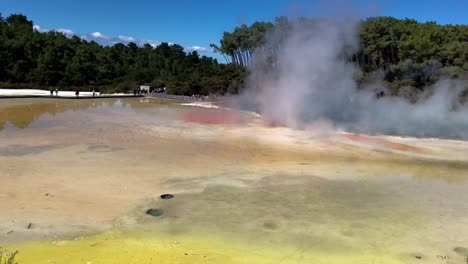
[0,99,136,130]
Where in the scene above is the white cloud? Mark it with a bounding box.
[117,35,136,42]
[57,28,76,36]
[33,24,47,32]
[31,25,213,54]
[144,40,161,48]
[91,32,109,39]
[185,46,213,53]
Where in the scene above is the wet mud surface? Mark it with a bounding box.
[1,98,468,263]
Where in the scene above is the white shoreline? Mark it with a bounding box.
[0,88,128,97]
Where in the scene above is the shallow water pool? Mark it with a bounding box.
[1,98,468,263]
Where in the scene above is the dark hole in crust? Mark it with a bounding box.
[454,247,468,256]
[146,208,163,217]
[160,194,174,199]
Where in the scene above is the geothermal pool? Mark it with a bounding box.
[1,98,468,264]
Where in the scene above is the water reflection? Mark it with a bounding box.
[0,99,107,130]
[0,98,165,131]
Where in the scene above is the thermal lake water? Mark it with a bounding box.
[1,98,468,263]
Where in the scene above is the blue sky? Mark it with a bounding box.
[1,0,467,62]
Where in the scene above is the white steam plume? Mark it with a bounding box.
[241,17,468,139]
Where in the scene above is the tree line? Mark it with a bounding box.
[1,13,466,97]
[211,16,467,97]
[0,14,246,95]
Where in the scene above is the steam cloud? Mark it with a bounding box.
[241,18,468,139]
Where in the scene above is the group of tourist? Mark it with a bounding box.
[49,88,59,96]
[75,90,100,97]
[133,89,148,96]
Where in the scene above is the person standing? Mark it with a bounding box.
[55,88,58,96]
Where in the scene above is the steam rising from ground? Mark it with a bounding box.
[242,18,468,139]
